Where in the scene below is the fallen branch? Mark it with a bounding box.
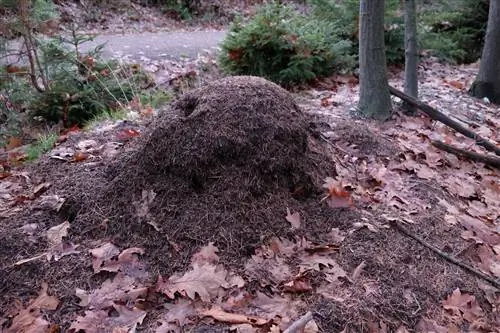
[432,140,500,168]
[389,220,500,290]
[283,312,313,333]
[389,86,500,156]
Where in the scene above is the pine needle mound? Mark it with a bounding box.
[83,75,339,272]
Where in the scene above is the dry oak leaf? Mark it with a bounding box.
[70,305,146,333]
[89,242,120,273]
[46,221,70,245]
[201,306,269,326]
[76,273,148,310]
[285,207,301,229]
[325,228,346,244]
[191,242,220,265]
[4,283,59,333]
[157,263,230,302]
[99,247,147,278]
[442,288,484,323]
[156,299,197,333]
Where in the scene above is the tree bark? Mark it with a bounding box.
[358,0,392,120]
[404,0,418,115]
[470,0,500,104]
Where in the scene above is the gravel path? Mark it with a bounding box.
[2,30,227,65]
[81,30,227,61]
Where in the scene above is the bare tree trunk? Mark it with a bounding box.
[470,0,500,104]
[358,0,392,120]
[404,0,418,115]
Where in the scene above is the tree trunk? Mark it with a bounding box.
[358,0,392,120]
[404,0,418,115]
[470,0,500,104]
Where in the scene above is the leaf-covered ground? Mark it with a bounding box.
[0,55,499,333]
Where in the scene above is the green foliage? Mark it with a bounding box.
[219,3,353,86]
[307,0,405,65]
[420,0,489,64]
[1,0,152,130]
[25,132,58,161]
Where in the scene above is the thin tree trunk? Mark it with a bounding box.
[358,0,392,120]
[404,0,418,115]
[470,0,500,104]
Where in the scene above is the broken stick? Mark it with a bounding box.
[389,86,500,156]
[389,220,500,290]
[283,312,313,333]
[432,140,500,168]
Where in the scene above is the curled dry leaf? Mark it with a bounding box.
[46,221,70,245]
[33,182,51,196]
[37,195,65,212]
[46,242,80,262]
[351,261,366,281]
[321,177,353,208]
[285,207,301,229]
[201,306,269,326]
[5,283,59,333]
[90,242,120,273]
[351,222,379,233]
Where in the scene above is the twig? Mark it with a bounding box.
[432,140,500,168]
[389,220,500,290]
[283,312,313,333]
[389,86,500,156]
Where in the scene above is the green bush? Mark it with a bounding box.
[1,0,153,130]
[307,0,405,65]
[218,3,353,86]
[420,0,489,64]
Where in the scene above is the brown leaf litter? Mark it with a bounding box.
[0,75,498,332]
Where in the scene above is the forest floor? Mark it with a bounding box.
[0,2,499,333]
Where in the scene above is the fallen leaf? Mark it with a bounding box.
[5,283,59,333]
[90,242,120,273]
[352,222,379,233]
[33,182,51,196]
[285,207,301,229]
[191,242,220,265]
[321,177,354,208]
[70,305,146,333]
[363,281,380,296]
[46,221,70,245]
[37,195,65,212]
[76,274,148,310]
[157,263,229,302]
[282,276,312,293]
[230,324,258,333]
[201,306,269,326]
[351,261,366,281]
[76,139,98,151]
[156,299,197,332]
[47,242,80,261]
[326,228,346,244]
[442,288,484,323]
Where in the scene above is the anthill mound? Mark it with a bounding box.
[72,75,350,273]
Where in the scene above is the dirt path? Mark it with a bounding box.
[81,30,227,61]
